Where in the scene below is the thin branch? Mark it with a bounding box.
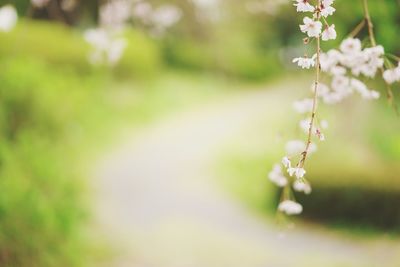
[299,0,322,168]
[348,19,365,38]
[362,0,396,110]
[386,53,400,62]
[362,0,376,46]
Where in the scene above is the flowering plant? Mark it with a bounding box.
[269,0,399,216]
[84,0,182,66]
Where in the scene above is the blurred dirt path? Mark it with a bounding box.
[92,80,400,267]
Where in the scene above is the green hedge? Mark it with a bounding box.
[294,185,400,231]
[0,56,102,267]
[0,19,162,78]
[164,36,281,81]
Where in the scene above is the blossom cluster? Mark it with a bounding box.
[132,1,182,36]
[190,0,221,22]
[0,5,17,32]
[84,1,130,66]
[246,0,287,16]
[84,29,127,66]
[268,0,339,216]
[270,0,400,218]
[100,0,133,30]
[317,37,382,104]
[293,0,337,69]
[31,0,50,8]
[84,0,182,66]
[30,0,76,11]
[383,64,400,85]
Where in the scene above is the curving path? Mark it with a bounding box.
[92,80,400,267]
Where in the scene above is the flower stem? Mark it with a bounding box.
[348,19,365,38]
[362,0,376,46]
[299,0,321,168]
[386,53,400,62]
[362,0,396,109]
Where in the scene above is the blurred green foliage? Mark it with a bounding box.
[164,32,281,80]
[0,57,93,266]
[0,18,237,266]
[2,1,398,81]
[162,0,399,80]
[0,20,162,78]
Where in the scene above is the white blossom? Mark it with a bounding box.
[100,0,132,29]
[84,28,110,50]
[293,98,314,113]
[61,0,77,11]
[300,16,322,38]
[31,0,50,8]
[315,128,325,141]
[296,167,306,179]
[368,90,380,100]
[331,75,351,93]
[322,0,334,5]
[350,78,368,97]
[192,0,219,9]
[0,5,17,32]
[312,82,330,96]
[288,167,306,179]
[246,0,286,15]
[320,49,342,72]
[322,91,344,104]
[293,54,317,69]
[132,2,153,21]
[340,38,362,54]
[320,0,335,17]
[309,143,318,154]
[286,140,306,156]
[285,141,317,157]
[365,45,385,58]
[84,28,127,66]
[278,200,303,215]
[349,78,380,100]
[320,120,329,129]
[357,46,385,77]
[151,5,182,29]
[321,24,337,41]
[319,39,385,102]
[383,68,400,84]
[107,39,127,65]
[268,164,288,187]
[282,156,291,168]
[293,180,312,194]
[359,64,378,78]
[299,118,311,133]
[330,66,346,76]
[396,63,400,76]
[293,0,315,13]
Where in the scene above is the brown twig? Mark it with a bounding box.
[362,0,376,46]
[299,0,322,168]
[362,0,397,110]
[348,19,365,38]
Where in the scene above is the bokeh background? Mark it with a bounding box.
[0,0,399,266]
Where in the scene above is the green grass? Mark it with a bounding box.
[0,49,236,266]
